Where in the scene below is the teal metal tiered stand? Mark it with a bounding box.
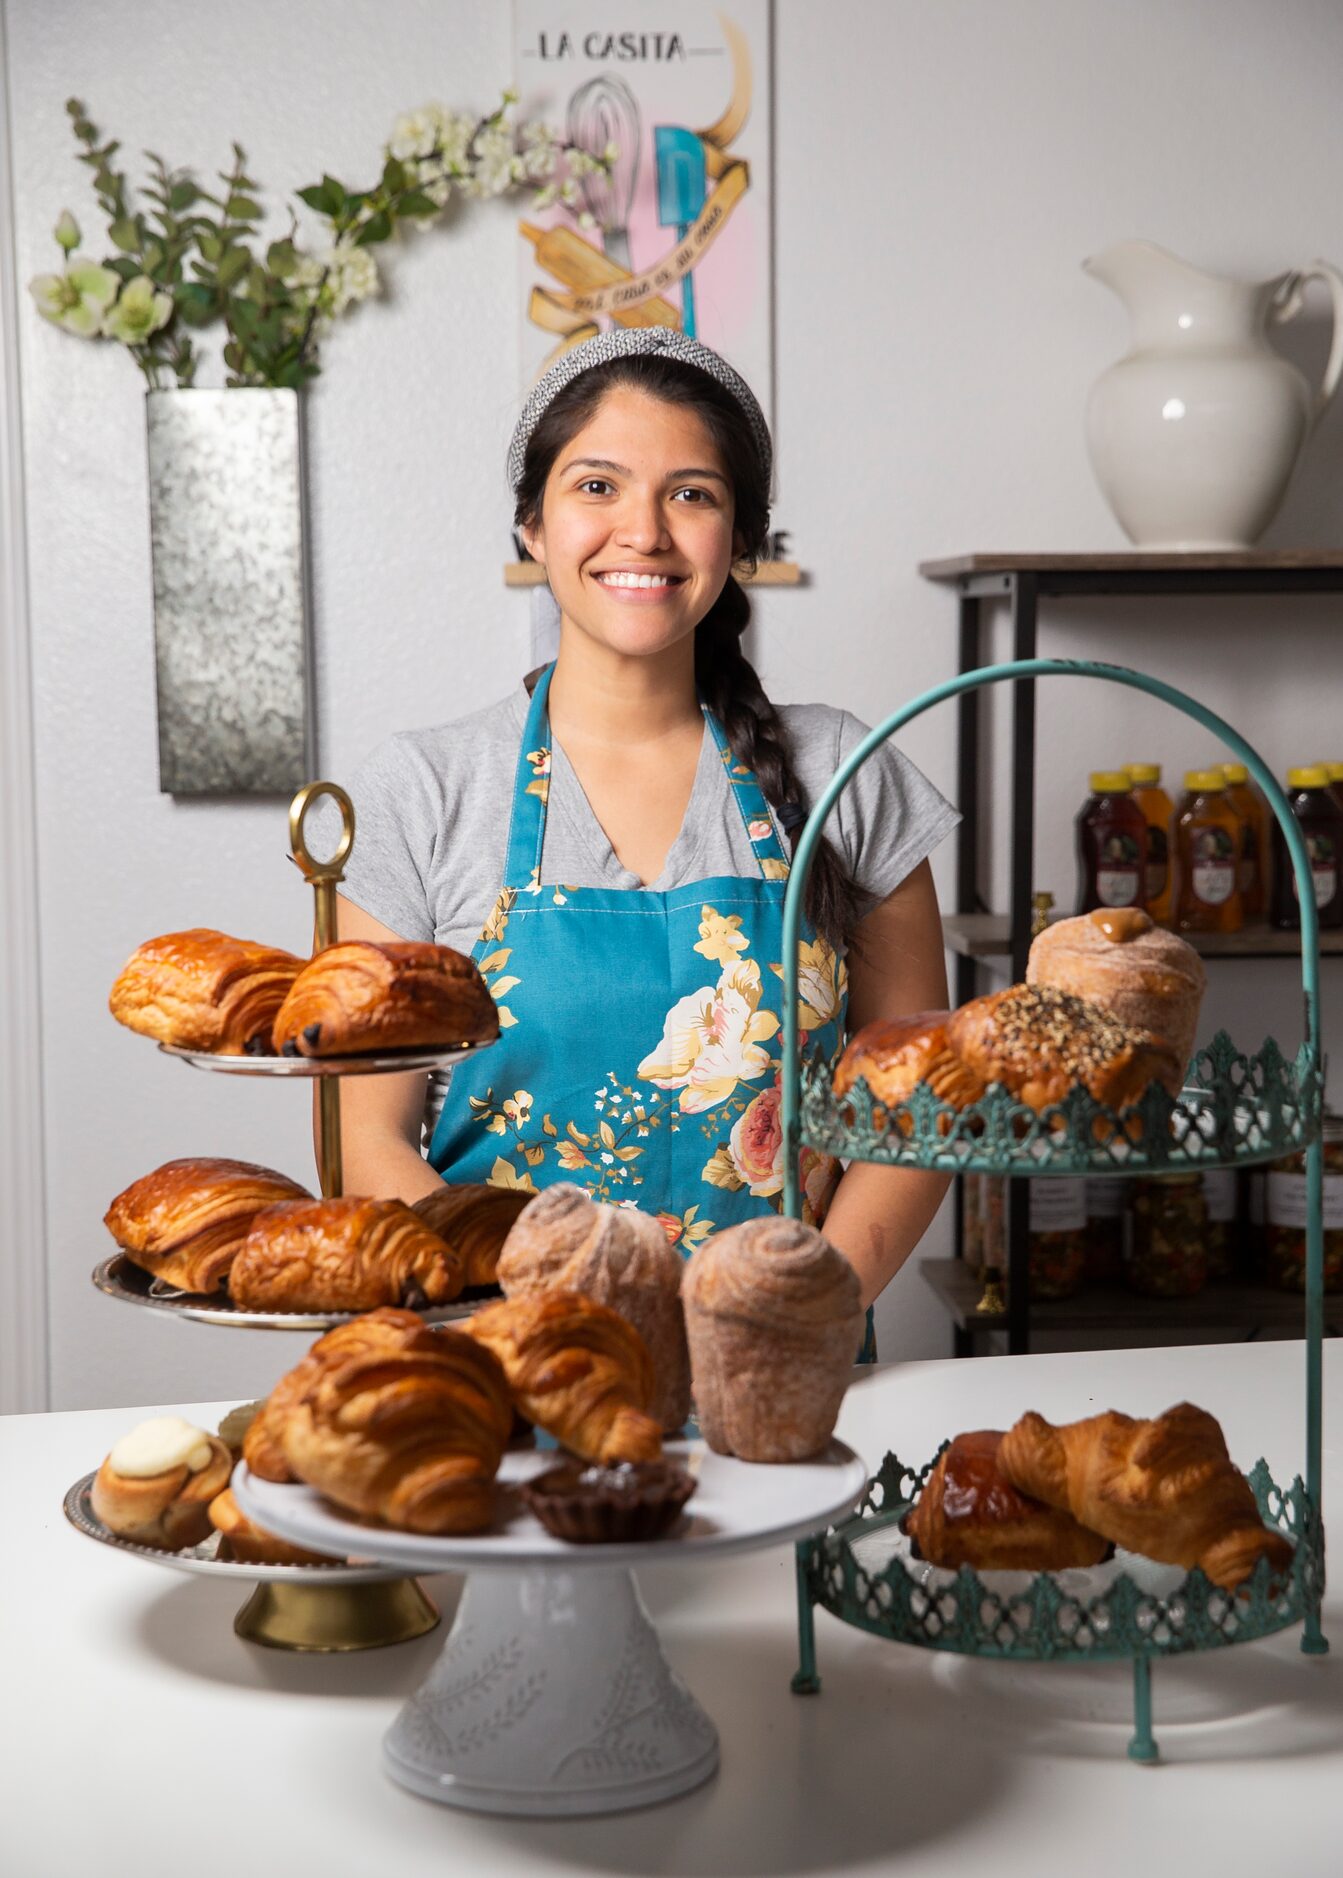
[782,659,1329,1763]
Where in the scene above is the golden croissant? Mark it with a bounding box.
[999,1402,1294,1591]
[467,1289,662,1464]
[267,1310,513,1533]
[228,1196,464,1312]
[244,1308,422,1483]
[411,1183,531,1289]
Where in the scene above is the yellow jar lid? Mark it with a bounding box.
[1324,762,1343,782]
[1287,765,1330,790]
[1089,770,1131,793]
[1222,762,1249,785]
[1126,762,1161,784]
[1184,769,1226,791]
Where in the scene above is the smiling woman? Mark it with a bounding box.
[319,327,959,1321]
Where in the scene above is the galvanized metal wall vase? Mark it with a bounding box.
[145,388,313,795]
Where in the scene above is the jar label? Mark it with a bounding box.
[1290,834,1339,908]
[1097,867,1141,907]
[1201,1168,1236,1223]
[1193,862,1236,906]
[1086,1175,1129,1220]
[1267,1172,1343,1230]
[1030,1178,1087,1232]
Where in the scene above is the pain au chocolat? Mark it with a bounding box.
[270,939,499,1058]
[904,1429,1111,1572]
[109,929,304,1055]
[104,1157,312,1295]
[228,1196,465,1313]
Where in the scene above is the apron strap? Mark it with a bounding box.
[500,665,792,889]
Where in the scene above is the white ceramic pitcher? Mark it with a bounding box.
[1084,239,1343,549]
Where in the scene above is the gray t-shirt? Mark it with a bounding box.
[316,684,958,1134]
[324,683,958,950]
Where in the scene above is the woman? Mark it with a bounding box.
[328,327,956,1313]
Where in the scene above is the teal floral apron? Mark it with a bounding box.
[429,663,873,1355]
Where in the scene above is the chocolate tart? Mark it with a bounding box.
[520,1459,696,1544]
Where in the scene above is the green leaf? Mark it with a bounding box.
[197,232,223,263]
[216,247,249,287]
[296,174,349,219]
[141,242,164,273]
[354,210,392,246]
[169,182,198,211]
[176,286,217,328]
[382,156,407,193]
[266,239,298,275]
[396,189,438,216]
[226,195,263,221]
[106,256,139,282]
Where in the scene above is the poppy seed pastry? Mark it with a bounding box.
[946,982,1182,1109]
[1026,908,1206,1080]
[683,1217,863,1463]
[270,939,499,1057]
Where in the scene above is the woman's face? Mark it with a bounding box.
[522,385,738,662]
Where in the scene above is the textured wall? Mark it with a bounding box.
[8,0,1343,1408]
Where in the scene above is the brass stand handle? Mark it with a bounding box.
[288,782,356,1200]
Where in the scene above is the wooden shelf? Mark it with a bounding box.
[942,912,1343,962]
[504,561,803,588]
[920,1257,1341,1338]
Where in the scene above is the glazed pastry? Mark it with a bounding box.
[108,929,303,1055]
[521,1459,697,1544]
[104,1157,311,1294]
[207,1487,333,1567]
[833,1010,986,1123]
[946,983,1182,1112]
[244,1309,422,1483]
[682,1217,863,1463]
[277,1316,512,1534]
[497,1185,691,1433]
[1027,908,1205,1080]
[904,1430,1111,1571]
[468,1290,662,1464]
[228,1196,464,1313]
[411,1183,531,1288]
[271,940,499,1058]
[90,1416,233,1550]
[999,1402,1295,1591]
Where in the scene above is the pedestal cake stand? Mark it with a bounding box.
[235,1436,868,1815]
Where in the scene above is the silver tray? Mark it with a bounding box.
[158,1039,493,1077]
[62,1472,400,1583]
[92,1252,500,1331]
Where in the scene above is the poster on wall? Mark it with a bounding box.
[512,2,773,416]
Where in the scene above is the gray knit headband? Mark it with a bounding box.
[508,326,772,495]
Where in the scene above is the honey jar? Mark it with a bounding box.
[1264,1117,1343,1291]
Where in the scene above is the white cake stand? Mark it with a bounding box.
[235,1437,867,1816]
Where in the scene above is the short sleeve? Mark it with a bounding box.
[831,709,960,910]
[306,738,437,942]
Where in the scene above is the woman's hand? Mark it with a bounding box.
[817,859,952,1309]
[311,897,445,1204]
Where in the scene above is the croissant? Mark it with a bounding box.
[833,1011,986,1128]
[411,1183,531,1288]
[271,939,499,1057]
[947,983,1181,1113]
[682,1217,863,1462]
[228,1196,464,1312]
[104,1157,311,1294]
[497,1185,691,1434]
[244,1309,422,1483]
[276,1315,513,1533]
[109,929,303,1055]
[91,1418,233,1550]
[207,1487,332,1567]
[904,1430,1111,1571]
[467,1290,662,1464]
[999,1402,1295,1591]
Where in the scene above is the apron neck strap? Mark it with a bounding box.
[502,663,792,888]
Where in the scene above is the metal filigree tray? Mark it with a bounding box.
[800,1030,1322,1175]
[158,1039,493,1077]
[62,1472,397,1583]
[92,1253,500,1331]
[797,1448,1320,1664]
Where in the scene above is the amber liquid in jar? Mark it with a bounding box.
[1221,763,1269,921]
[1076,772,1147,915]
[1271,767,1343,932]
[1174,770,1243,934]
[1126,764,1173,925]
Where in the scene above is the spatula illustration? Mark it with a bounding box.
[654,126,706,337]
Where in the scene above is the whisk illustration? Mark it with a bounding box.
[565,74,642,272]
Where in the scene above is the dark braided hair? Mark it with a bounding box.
[512,352,866,952]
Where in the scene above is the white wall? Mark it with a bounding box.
[6,0,1343,1409]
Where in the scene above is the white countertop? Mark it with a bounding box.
[3,1338,1338,1878]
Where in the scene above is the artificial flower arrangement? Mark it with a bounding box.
[30,96,613,389]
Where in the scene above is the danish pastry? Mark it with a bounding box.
[108,929,303,1055]
[104,1157,311,1295]
[271,940,498,1057]
[91,1417,233,1551]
